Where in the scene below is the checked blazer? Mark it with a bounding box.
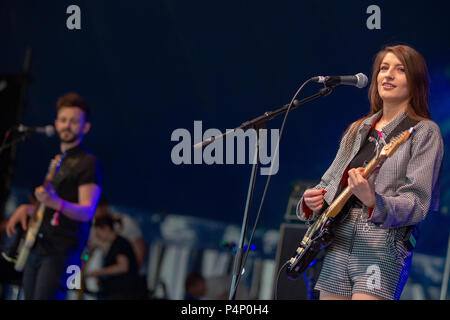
[296,109,444,230]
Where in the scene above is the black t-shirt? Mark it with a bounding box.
[338,115,419,208]
[35,144,103,256]
[348,128,380,170]
[100,235,140,299]
[345,128,380,207]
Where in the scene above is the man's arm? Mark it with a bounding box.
[35,183,101,222]
[89,254,129,277]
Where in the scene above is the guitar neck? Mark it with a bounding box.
[325,154,385,218]
[35,202,46,219]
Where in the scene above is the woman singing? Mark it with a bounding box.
[297,44,444,300]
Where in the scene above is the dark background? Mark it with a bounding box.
[1,1,449,254]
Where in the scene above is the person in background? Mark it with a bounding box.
[90,195,147,269]
[87,214,143,299]
[87,195,148,297]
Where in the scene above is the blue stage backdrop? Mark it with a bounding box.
[1,1,449,256]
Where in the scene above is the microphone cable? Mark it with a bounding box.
[274,260,290,300]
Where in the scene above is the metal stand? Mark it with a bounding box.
[0,131,32,154]
[440,234,450,300]
[194,85,333,300]
[228,122,264,300]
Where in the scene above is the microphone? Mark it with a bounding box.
[311,73,368,88]
[17,124,55,137]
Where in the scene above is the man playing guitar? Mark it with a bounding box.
[6,92,102,300]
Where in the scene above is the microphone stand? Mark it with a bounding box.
[0,130,32,155]
[194,86,333,300]
[194,87,332,149]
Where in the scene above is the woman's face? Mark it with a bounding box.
[95,226,110,242]
[377,52,410,106]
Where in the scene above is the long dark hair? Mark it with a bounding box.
[342,44,430,156]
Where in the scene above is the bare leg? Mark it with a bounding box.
[319,290,351,300]
[352,293,384,300]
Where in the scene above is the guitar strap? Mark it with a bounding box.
[323,115,420,237]
[372,116,420,252]
[337,115,419,200]
[382,116,419,144]
[347,115,420,248]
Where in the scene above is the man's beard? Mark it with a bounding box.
[58,130,80,144]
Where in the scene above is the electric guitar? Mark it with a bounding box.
[14,153,65,272]
[286,128,414,279]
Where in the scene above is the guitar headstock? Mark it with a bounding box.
[380,127,414,158]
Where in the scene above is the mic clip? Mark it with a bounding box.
[319,86,333,96]
[322,76,341,88]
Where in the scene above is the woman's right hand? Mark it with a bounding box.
[5,204,32,238]
[303,188,326,212]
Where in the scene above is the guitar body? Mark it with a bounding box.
[286,209,348,280]
[14,204,46,272]
[13,154,65,272]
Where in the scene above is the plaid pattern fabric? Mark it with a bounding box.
[296,110,444,228]
[315,208,412,300]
